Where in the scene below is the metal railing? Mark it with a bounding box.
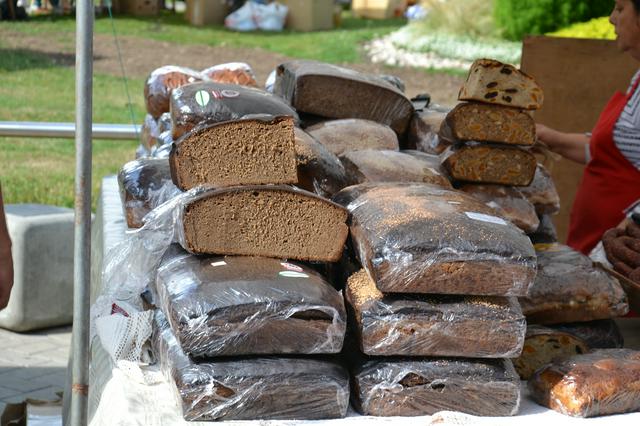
[0,121,138,140]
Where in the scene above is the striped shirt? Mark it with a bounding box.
[613,70,640,170]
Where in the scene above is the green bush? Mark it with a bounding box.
[494,0,613,40]
[548,16,615,39]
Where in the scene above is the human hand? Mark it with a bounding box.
[0,242,13,310]
[603,219,640,281]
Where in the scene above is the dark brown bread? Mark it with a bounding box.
[274,60,414,136]
[333,183,537,296]
[442,143,537,186]
[169,116,297,191]
[346,269,526,357]
[180,185,348,262]
[306,118,399,156]
[442,102,535,145]
[406,106,450,153]
[144,66,203,119]
[551,319,624,349]
[527,214,558,244]
[517,164,561,215]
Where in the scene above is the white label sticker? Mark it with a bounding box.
[210,261,227,267]
[221,89,240,98]
[279,271,309,279]
[195,90,210,108]
[465,212,508,226]
[280,262,303,272]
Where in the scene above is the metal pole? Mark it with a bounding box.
[70,0,93,424]
[0,121,139,140]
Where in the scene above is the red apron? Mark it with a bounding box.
[567,78,640,255]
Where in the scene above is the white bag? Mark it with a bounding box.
[255,2,288,31]
[224,1,258,32]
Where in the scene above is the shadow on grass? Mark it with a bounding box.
[0,48,74,71]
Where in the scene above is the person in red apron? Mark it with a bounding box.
[536,0,640,255]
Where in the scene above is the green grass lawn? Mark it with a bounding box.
[0,10,405,210]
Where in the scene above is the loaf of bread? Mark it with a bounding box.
[179,185,348,262]
[519,244,628,324]
[200,62,258,87]
[305,118,399,156]
[153,312,349,421]
[140,114,160,154]
[117,158,180,228]
[346,269,525,357]
[441,143,537,186]
[332,183,537,296]
[552,319,624,349]
[406,106,450,153]
[459,184,539,233]
[339,149,452,188]
[144,65,203,119]
[352,357,521,417]
[527,214,558,244]
[458,59,544,110]
[170,81,299,139]
[513,325,589,380]
[517,164,561,215]
[529,349,640,417]
[155,246,346,357]
[441,102,536,146]
[294,127,348,198]
[169,116,297,191]
[273,60,414,136]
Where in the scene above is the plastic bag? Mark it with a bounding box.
[224,1,288,32]
[517,164,560,215]
[346,269,525,357]
[144,65,203,119]
[224,1,258,31]
[201,62,258,87]
[153,311,350,421]
[155,245,346,357]
[305,118,400,156]
[332,182,537,296]
[407,105,451,153]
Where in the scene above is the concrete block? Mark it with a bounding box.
[0,204,74,332]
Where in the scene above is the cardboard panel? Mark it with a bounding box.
[280,0,335,32]
[352,0,407,19]
[521,36,638,243]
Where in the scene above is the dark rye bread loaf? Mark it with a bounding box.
[527,214,558,244]
[170,81,299,139]
[519,244,628,324]
[459,184,539,233]
[153,312,349,421]
[346,269,526,357]
[529,349,640,417]
[294,127,348,198]
[552,319,624,349]
[352,357,521,417]
[155,247,346,357]
[513,325,589,380]
[305,118,399,156]
[406,106,450,153]
[441,143,537,186]
[333,183,537,296]
[441,102,536,146]
[180,185,348,262]
[517,164,561,215]
[169,116,297,191]
[339,149,452,189]
[117,158,179,228]
[144,66,203,119]
[273,60,414,136]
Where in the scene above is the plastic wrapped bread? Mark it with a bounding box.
[529,349,640,417]
[153,312,350,421]
[520,244,628,324]
[294,127,348,198]
[117,158,180,228]
[441,143,537,186]
[169,81,299,139]
[169,116,297,190]
[155,247,346,357]
[527,214,558,244]
[144,65,204,119]
[517,164,561,215]
[332,183,537,296]
[458,59,544,110]
[406,106,450,153]
[339,149,452,188]
[552,319,624,349]
[459,184,539,233]
[346,269,526,357]
[200,62,258,87]
[352,357,521,417]
[273,60,414,136]
[305,118,399,156]
[178,185,349,262]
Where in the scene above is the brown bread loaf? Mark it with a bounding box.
[442,143,537,186]
[155,247,346,357]
[305,118,399,156]
[339,149,452,188]
[200,62,258,87]
[144,65,203,119]
[352,357,521,417]
[517,164,561,215]
[406,106,450,153]
[458,59,544,110]
[552,319,624,349]
[442,102,536,145]
[273,60,414,136]
[519,244,628,324]
[529,349,640,417]
[169,116,297,191]
[180,185,348,262]
[346,269,526,357]
[153,312,349,421]
[527,214,558,244]
[332,183,537,296]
